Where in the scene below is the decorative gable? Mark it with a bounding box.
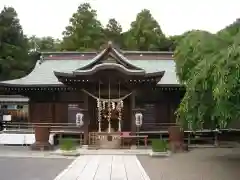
[76,41,143,71]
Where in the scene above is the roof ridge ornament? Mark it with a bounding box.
[108,41,113,48]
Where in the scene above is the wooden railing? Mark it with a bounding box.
[1,121,84,130]
[1,122,240,147]
[140,122,177,131]
[0,121,85,146]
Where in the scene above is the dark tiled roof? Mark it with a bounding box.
[0,59,178,86]
[0,45,178,86]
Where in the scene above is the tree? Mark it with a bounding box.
[0,6,30,80]
[217,18,240,45]
[167,34,186,51]
[124,9,168,51]
[104,18,122,46]
[174,30,226,83]
[28,36,61,52]
[175,21,240,130]
[61,3,105,51]
[211,43,240,127]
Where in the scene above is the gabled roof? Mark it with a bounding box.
[0,45,180,87]
[54,41,165,81]
[77,41,143,71]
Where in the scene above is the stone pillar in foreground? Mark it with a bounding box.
[29,102,53,151]
[168,126,187,153]
[31,125,52,150]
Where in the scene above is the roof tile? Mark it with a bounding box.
[1,59,179,86]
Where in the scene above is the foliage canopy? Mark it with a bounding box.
[175,21,240,130]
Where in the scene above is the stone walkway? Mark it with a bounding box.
[54,155,150,180]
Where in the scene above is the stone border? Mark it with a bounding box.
[149,150,171,157]
[53,150,80,157]
[51,148,152,156]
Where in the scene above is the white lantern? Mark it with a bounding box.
[3,115,11,121]
[76,112,84,127]
[135,112,143,127]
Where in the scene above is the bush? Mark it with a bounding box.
[151,139,168,152]
[59,138,77,151]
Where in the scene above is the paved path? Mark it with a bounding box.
[0,157,72,180]
[54,155,150,180]
[138,148,240,180]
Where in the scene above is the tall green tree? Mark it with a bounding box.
[0,6,30,80]
[167,34,186,51]
[124,9,168,51]
[104,18,122,46]
[175,20,240,130]
[61,3,105,51]
[28,36,61,52]
[174,30,226,83]
[217,18,240,45]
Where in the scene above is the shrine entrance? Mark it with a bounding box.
[88,94,131,133]
[83,80,133,149]
[84,78,133,133]
[53,41,164,148]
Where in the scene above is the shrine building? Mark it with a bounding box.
[0,41,184,150]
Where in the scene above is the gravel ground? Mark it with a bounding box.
[138,148,240,180]
[0,157,73,180]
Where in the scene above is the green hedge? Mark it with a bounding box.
[151,139,168,152]
[59,138,77,151]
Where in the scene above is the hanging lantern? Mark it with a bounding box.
[135,112,143,127]
[3,114,11,122]
[76,112,84,127]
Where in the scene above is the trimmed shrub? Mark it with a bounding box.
[151,139,168,152]
[59,138,77,151]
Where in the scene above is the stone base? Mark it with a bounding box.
[30,142,53,151]
[61,150,80,156]
[130,145,137,149]
[81,145,89,149]
[149,151,171,157]
[97,132,121,149]
[169,142,188,153]
[98,138,121,149]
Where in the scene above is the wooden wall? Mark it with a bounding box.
[29,102,54,123]
[136,90,182,131]
[28,89,183,131]
[29,92,86,124]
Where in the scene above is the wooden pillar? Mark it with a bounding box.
[131,92,136,132]
[83,94,89,145]
[30,102,53,151]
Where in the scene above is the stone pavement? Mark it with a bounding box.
[54,155,151,180]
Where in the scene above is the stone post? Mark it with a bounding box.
[30,102,53,151]
[168,126,187,153]
[31,125,52,150]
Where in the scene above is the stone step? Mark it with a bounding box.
[87,145,99,150]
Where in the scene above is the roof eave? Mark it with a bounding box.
[0,83,65,88]
[54,71,75,77]
[156,83,183,87]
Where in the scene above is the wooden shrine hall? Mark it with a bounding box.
[0,41,184,150]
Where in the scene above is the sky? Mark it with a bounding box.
[0,0,239,39]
